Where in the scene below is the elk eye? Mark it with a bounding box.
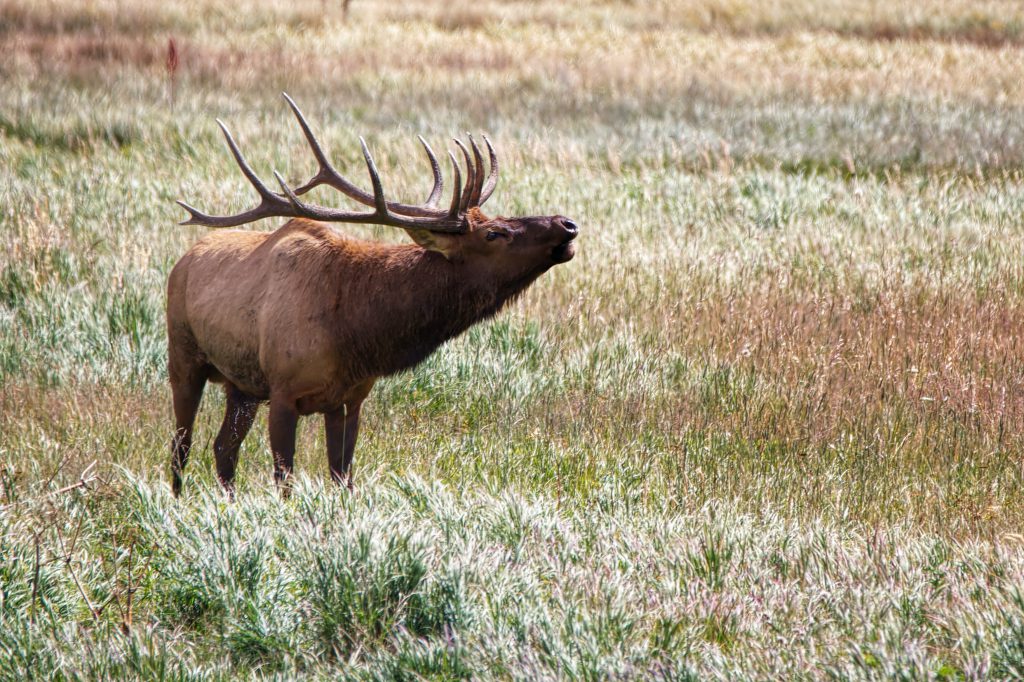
[486,230,505,241]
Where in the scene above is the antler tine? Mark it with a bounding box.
[467,134,486,208]
[359,137,390,217]
[274,170,309,211]
[176,200,209,226]
[216,119,280,202]
[478,135,499,206]
[177,121,303,228]
[453,138,476,213]
[176,199,263,227]
[446,150,463,218]
[418,135,444,207]
[283,93,365,199]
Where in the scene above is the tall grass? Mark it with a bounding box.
[2,0,1024,677]
[3,475,1024,679]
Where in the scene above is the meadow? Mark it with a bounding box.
[2,0,1024,678]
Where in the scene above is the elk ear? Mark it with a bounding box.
[403,229,458,258]
[403,210,488,258]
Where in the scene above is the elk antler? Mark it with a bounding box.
[177,93,500,233]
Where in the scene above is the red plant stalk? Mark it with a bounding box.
[166,38,179,109]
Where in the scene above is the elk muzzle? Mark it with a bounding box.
[551,217,578,263]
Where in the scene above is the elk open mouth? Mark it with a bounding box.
[551,235,577,263]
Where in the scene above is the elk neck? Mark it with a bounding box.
[326,241,545,378]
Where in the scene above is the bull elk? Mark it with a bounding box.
[168,94,578,496]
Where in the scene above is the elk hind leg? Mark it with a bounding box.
[213,384,259,497]
[170,366,208,497]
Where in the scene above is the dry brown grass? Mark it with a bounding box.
[3,0,1024,105]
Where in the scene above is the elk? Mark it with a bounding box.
[168,94,578,496]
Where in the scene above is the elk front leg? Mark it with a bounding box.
[213,385,259,497]
[268,396,299,496]
[325,403,363,489]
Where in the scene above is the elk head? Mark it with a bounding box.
[177,94,578,280]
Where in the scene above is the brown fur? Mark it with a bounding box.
[167,213,577,495]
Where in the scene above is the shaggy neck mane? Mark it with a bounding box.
[327,240,544,379]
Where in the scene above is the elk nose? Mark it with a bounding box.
[560,218,579,235]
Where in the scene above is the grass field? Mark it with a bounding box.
[3,0,1024,678]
